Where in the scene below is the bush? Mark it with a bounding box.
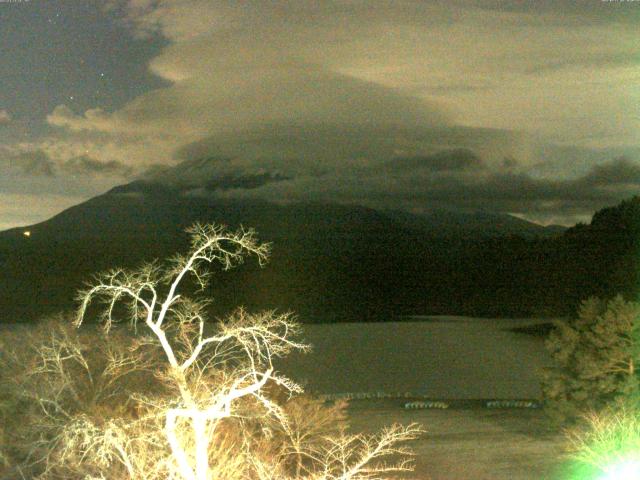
[561,400,640,479]
[0,317,161,479]
[541,295,640,425]
[0,223,422,480]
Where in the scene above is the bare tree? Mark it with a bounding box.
[76,224,300,480]
[66,222,423,480]
[0,317,161,480]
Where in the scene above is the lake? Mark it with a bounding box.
[0,316,555,400]
[276,316,555,400]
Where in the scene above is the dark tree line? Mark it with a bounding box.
[404,196,640,318]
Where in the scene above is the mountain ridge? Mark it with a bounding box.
[0,177,565,324]
[4,175,636,325]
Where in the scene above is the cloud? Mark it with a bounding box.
[83,1,638,152]
[43,0,637,177]
[525,51,640,75]
[466,0,640,25]
[0,143,137,229]
[153,149,640,226]
[11,123,180,172]
[0,117,175,229]
[47,105,113,132]
[1,145,134,179]
[62,155,133,177]
[579,157,640,188]
[388,149,485,173]
[167,124,532,182]
[7,150,56,177]
[0,109,11,124]
[46,65,451,140]
[147,119,639,226]
[10,0,636,230]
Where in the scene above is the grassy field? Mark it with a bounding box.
[346,400,568,480]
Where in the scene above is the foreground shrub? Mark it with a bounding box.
[1,223,422,480]
[0,318,161,479]
[541,295,640,425]
[562,400,640,479]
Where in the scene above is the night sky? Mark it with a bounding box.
[1,0,639,230]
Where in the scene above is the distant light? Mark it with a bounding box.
[23,230,31,237]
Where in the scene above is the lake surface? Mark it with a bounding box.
[276,317,555,399]
[1,316,555,400]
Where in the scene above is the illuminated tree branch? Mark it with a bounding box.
[62,222,422,480]
[75,224,303,480]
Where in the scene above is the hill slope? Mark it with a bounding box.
[0,175,566,323]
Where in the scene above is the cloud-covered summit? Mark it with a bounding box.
[1,0,638,229]
[142,136,640,227]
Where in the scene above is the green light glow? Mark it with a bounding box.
[560,401,640,480]
[599,459,640,480]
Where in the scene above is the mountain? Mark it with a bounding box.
[384,208,565,240]
[144,154,567,238]
[3,185,637,324]
[3,145,638,324]
[0,188,414,323]
[0,168,570,323]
